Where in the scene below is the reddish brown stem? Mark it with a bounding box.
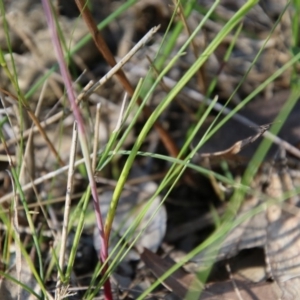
[75,0,180,158]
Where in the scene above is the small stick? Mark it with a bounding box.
[85,26,160,97]
[226,263,244,300]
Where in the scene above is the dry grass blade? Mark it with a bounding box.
[0,154,89,204]
[19,83,46,202]
[6,13,63,100]
[129,64,300,159]
[200,124,271,159]
[85,26,161,96]
[55,122,78,299]
[75,0,180,158]
[0,90,65,167]
[9,169,22,300]
[0,79,94,154]
[92,103,101,172]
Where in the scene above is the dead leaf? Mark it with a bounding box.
[194,153,300,298]
[200,123,271,159]
[141,247,203,299]
[266,213,300,299]
[196,90,300,160]
[201,280,276,300]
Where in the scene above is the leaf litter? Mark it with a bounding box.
[0,0,300,299]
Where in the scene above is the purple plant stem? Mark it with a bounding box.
[41,1,112,299]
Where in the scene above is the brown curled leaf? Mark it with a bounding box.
[200,123,271,159]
